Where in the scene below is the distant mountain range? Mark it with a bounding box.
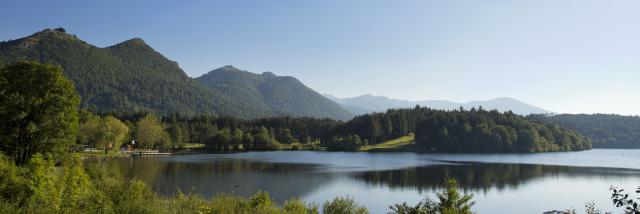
[325,94,552,115]
[0,28,353,120]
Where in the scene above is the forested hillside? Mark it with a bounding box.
[0,28,263,117]
[0,28,351,120]
[196,66,354,120]
[529,114,640,148]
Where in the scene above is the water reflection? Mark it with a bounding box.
[87,150,640,212]
[353,162,640,193]
[98,157,333,201]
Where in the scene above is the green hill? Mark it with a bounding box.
[0,28,351,120]
[0,28,259,117]
[196,66,354,120]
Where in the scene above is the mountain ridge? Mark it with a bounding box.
[0,28,263,117]
[196,66,354,120]
[0,28,352,120]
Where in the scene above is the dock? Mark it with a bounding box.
[123,150,173,157]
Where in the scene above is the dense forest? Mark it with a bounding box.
[80,105,590,154]
[332,107,590,152]
[196,66,353,120]
[529,114,640,149]
[0,28,353,120]
[414,108,591,152]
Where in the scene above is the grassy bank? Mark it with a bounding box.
[359,134,416,152]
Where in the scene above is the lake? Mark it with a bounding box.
[98,149,640,213]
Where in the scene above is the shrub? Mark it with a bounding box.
[323,196,368,214]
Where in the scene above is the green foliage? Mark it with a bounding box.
[0,153,329,214]
[0,155,30,207]
[117,180,157,213]
[0,61,80,165]
[134,114,170,150]
[25,154,62,212]
[414,109,590,152]
[530,114,640,149]
[389,178,475,214]
[196,66,353,120]
[101,107,589,153]
[323,135,362,151]
[78,111,130,153]
[77,110,102,147]
[322,196,368,214]
[436,179,475,214]
[98,115,130,152]
[60,155,98,212]
[8,154,108,213]
[328,107,589,152]
[359,134,414,152]
[252,127,281,151]
[249,190,274,209]
[285,198,319,214]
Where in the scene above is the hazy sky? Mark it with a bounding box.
[2,0,639,115]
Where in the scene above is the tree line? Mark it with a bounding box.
[529,113,640,149]
[80,105,590,154]
[330,106,591,152]
[415,108,592,152]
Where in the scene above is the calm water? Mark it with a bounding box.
[97,149,640,213]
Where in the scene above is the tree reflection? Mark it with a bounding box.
[353,162,640,193]
[88,157,332,201]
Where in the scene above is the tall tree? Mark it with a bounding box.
[134,114,169,150]
[77,110,101,148]
[0,61,80,165]
[96,116,129,154]
[253,127,276,151]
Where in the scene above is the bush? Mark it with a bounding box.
[0,153,345,214]
[323,196,368,214]
[389,178,474,214]
[0,153,324,213]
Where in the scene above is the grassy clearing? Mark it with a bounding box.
[359,134,415,152]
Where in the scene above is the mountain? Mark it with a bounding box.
[0,28,351,120]
[0,28,264,118]
[326,94,552,115]
[529,114,640,148]
[196,66,354,120]
[463,97,552,115]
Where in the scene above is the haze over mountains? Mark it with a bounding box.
[325,94,553,115]
[0,29,352,120]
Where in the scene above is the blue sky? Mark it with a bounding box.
[2,0,639,115]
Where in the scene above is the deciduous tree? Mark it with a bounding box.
[0,61,80,165]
